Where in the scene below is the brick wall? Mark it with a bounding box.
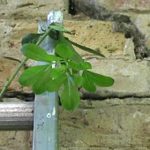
[0,0,150,149]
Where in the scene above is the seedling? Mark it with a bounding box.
[0,23,114,110]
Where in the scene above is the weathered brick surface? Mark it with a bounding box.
[0,0,65,19]
[0,130,31,150]
[59,99,150,149]
[88,58,150,96]
[1,99,150,150]
[97,0,150,11]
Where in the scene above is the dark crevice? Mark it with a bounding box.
[3,91,34,101]
[68,0,76,15]
[72,0,150,59]
[81,93,150,101]
[2,91,150,102]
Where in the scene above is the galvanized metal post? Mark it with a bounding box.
[32,11,63,150]
[33,93,58,150]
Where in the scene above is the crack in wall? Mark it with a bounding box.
[3,91,150,101]
[70,0,150,59]
[81,92,150,101]
[3,91,34,101]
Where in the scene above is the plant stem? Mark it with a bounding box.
[0,28,51,101]
[0,57,28,100]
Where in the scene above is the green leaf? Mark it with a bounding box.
[80,61,92,69]
[60,77,80,110]
[67,38,105,57]
[33,70,66,94]
[68,61,92,71]
[19,65,66,94]
[47,72,67,92]
[19,65,50,94]
[55,35,83,62]
[49,23,70,33]
[21,43,60,62]
[46,66,67,91]
[85,71,114,87]
[64,38,83,62]
[82,71,96,92]
[50,66,66,78]
[19,65,49,86]
[55,38,74,59]
[32,66,52,94]
[22,33,42,45]
[20,65,52,94]
[73,74,83,87]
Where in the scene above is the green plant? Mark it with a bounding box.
[0,23,114,110]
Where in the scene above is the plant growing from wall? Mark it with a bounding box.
[0,23,114,110]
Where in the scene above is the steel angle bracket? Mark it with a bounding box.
[32,11,63,150]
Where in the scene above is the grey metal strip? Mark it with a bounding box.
[33,93,58,150]
[32,11,63,150]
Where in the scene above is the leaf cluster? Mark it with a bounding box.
[20,23,114,110]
